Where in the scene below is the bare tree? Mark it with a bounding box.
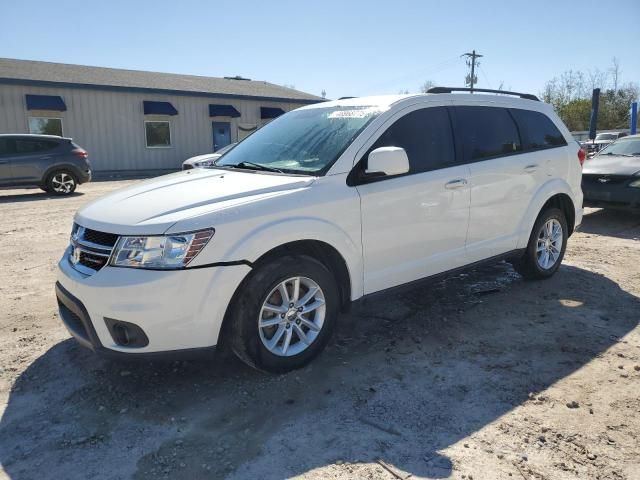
[398,88,410,95]
[321,89,326,99]
[587,68,608,91]
[420,80,436,93]
[610,57,621,92]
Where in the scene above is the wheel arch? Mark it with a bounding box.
[217,239,354,351]
[517,179,577,249]
[42,163,82,185]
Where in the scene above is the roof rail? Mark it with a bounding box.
[338,96,357,100]
[426,86,539,101]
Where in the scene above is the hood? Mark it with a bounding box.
[583,154,640,176]
[76,169,315,234]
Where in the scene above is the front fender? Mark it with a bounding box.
[516,178,576,249]
[220,216,364,300]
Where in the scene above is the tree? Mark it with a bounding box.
[321,89,326,99]
[420,80,435,93]
[610,57,621,92]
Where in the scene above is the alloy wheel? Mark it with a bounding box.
[51,173,75,194]
[258,276,326,357]
[536,218,563,269]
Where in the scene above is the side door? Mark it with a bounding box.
[212,122,232,152]
[353,105,471,295]
[0,138,15,185]
[11,138,60,184]
[451,105,545,262]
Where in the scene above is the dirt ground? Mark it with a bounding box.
[0,181,639,480]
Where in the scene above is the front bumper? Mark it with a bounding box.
[582,176,640,211]
[56,249,251,355]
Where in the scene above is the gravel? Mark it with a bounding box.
[1,182,640,480]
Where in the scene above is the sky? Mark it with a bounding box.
[2,0,639,100]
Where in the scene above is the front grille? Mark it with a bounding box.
[69,224,119,275]
[83,228,119,247]
[78,250,110,270]
[582,174,631,186]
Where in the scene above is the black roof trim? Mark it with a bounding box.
[426,86,539,101]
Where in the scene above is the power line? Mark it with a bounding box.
[478,65,492,89]
[462,50,483,93]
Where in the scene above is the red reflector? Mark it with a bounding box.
[577,148,586,166]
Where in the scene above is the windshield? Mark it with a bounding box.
[216,105,383,175]
[597,137,640,157]
[595,133,617,141]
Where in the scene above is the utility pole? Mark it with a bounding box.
[462,50,483,93]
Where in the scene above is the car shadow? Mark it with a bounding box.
[0,263,637,479]
[0,190,84,203]
[579,208,640,239]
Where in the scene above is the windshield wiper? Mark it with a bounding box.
[230,161,283,173]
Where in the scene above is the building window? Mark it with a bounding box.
[145,121,171,148]
[28,117,63,136]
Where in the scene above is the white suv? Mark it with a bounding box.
[56,88,583,372]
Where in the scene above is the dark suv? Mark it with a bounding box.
[0,134,91,195]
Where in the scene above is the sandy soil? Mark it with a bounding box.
[0,181,639,480]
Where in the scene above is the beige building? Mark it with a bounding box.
[0,58,323,176]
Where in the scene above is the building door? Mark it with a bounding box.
[212,122,231,152]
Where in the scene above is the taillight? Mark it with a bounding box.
[73,149,88,159]
[577,148,586,166]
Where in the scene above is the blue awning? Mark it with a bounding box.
[260,107,285,119]
[209,104,240,118]
[143,101,178,115]
[25,94,66,111]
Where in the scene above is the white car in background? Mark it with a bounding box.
[56,88,583,373]
[182,143,237,170]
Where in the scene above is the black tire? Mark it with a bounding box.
[229,255,339,373]
[46,170,77,195]
[512,207,568,280]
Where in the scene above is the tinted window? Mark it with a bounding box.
[453,106,521,162]
[367,107,455,173]
[28,117,63,136]
[145,121,172,147]
[0,138,13,155]
[14,139,58,154]
[509,109,567,151]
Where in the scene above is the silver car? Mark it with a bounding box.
[182,143,237,170]
[582,134,640,211]
[0,134,91,195]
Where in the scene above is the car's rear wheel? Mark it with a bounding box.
[512,207,568,280]
[47,170,77,195]
[229,255,339,373]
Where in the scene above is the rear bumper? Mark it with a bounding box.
[78,169,92,184]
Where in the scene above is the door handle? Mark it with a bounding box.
[445,179,468,190]
[524,164,538,173]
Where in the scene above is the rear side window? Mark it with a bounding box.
[0,138,14,155]
[367,106,455,173]
[453,106,521,162]
[14,139,58,154]
[509,109,567,151]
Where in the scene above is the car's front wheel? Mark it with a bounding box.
[46,170,77,195]
[229,255,339,373]
[513,207,568,280]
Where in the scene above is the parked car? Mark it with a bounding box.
[182,143,237,170]
[582,134,640,211]
[0,134,90,195]
[582,131,628,156]
[55,89,583,373]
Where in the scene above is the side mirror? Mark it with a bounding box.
[366,147,410,176]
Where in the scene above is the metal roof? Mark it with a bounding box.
[0,58,324,104]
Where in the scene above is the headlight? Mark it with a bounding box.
[630,178,640,188]
[110,229,214,269]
